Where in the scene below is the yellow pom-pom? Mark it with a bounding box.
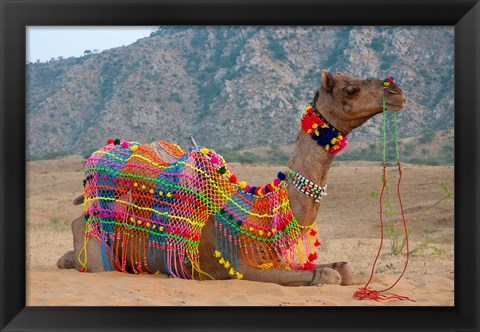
[338,134,343,140]
[306,129,312,134]
[224,261,231,269]
[219,258,225,264]
[150,189,154,194]
[159,191,164,196]
[258,230,264,236]
[159,226,164,231]
[271,228,277,233]
[331,138,337,144]
[229,268,235,276]
[146,222,150,228]
[214,251,222,258]
[200,148,210,155]
[312,123,318,129]
[130,217,135,222]
[141,185,146,190]
[239,181,247,189]
[315,130,320,136]
[130,146,138,152]
[166,192,172,198]
[137,220,142,225]
[325,144,330,151]
[249,227,254,232]
[134,182,138,187]
[236,272,244,279]
[152,224,156,229]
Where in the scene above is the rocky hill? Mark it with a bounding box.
[26,26,454,160]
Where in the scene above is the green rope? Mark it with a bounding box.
[393,111,400,161]
[382,96,388,163]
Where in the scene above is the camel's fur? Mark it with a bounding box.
[57,70,405,286]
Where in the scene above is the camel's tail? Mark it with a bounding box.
[73,195,84,205]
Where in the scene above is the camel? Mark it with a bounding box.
[57,70,406,287]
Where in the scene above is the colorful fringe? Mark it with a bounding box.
[80,140,321,279]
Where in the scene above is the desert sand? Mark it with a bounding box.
[26,156,454,306]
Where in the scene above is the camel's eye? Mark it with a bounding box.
[344,85,360,97]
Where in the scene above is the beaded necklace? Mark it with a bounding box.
[288,170,327,203]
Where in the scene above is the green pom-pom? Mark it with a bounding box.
[219,208,226,214]
[219,166,226,174]
[236,220,243,227]
[114,139,121,145]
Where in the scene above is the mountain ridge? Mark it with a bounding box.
[26,26,454,159]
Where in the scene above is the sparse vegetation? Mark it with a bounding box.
[370,180,454,256]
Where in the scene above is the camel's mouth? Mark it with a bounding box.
[386,102,405,112]
[385,94,406,112]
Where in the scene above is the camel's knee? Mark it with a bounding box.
[313,267,342,285]
[315,261,354,286]
[332,262,354,286]
[57,250,77,269]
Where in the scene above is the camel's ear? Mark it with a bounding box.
[321,70,334,93]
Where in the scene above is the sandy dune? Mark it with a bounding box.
[26,156,454,306]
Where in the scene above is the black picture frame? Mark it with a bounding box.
[1,0,479,331]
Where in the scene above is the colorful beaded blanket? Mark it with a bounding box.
[80,139,321,279]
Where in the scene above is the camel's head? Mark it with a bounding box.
[315,70,406,135]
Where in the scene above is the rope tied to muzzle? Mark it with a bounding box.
[354,77,415,302]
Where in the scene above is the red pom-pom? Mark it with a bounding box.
[310,229,317,236]
[314,239,321,247]
[79,268,87,273]
[308,252,318,262]
[107,138,114,145]
[229,175,238,183]
[303,262,315,270]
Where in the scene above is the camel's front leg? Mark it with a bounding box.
[238,261,341,286]
[315,262,354,286]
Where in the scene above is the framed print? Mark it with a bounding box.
[1,0,479,331]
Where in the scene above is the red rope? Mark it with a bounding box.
[354,161,415,302]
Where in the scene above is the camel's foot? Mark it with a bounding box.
[316,262,354,286]
[313,267,342,285]
[57,250,77,269]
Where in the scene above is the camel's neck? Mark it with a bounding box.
[287,130,335,228]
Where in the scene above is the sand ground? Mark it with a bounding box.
[26,156,454,306]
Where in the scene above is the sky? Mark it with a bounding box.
[26,26,154,63]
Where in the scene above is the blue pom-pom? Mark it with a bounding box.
[277,172,286,180]
[250,186,257,194]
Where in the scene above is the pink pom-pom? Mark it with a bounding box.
[245,185,251,192]
[121,141,129,149]
[210,156,219,164]
[273,178,281,186]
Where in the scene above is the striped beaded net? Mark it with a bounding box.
[80,139,321,279]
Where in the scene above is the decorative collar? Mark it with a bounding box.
[288,169,327,203]
[301,104,348,154]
